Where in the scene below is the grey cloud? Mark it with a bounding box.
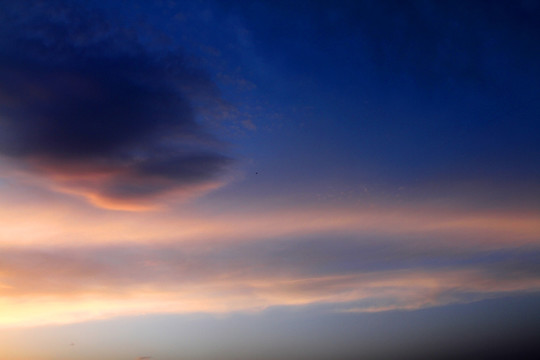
[0,1,232,206]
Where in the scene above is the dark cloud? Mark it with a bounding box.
[0,0,232,207]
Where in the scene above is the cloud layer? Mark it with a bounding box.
[0,198,539,327]
[1,237,539,328]
[0,1,231,209]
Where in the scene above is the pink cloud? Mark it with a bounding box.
[1,239,539,328]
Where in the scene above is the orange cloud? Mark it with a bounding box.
[0,191,538,248]
[1,178,539,328]
[1,265,539,328]
[1,233,539,328]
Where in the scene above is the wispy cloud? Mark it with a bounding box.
[1,226,539,327]
[1,264,538,328]
[0,193,538,247]
[1,175,538,328]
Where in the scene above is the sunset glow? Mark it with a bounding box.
[0,1,539,359]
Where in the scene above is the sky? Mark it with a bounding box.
[0,0,539,359]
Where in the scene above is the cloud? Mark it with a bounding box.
[0,189,537,328]
[136,357,152,360]
[1,191,539,247]
[0,233,539,327]
[0,1,232,209]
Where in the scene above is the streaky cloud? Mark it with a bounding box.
[0,235,539,327]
